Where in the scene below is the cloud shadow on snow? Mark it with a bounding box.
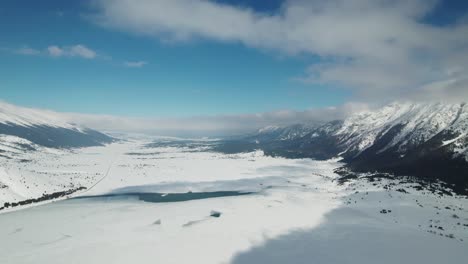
[230,206,466,264]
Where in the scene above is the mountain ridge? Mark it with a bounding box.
[0,101,114,150]
[226,101,468,193]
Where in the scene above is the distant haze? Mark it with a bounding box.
[62,102,370,137]
[1,100,369,137]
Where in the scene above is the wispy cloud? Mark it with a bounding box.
[3,44,98,59]
[0,46,41,56]
[6,44,142,66]
[15,46,41,55]
[89,0,468,102]
[47,44,97,59]
[47,45,64,57]
[124,61,147,68]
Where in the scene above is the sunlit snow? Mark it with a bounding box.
[0,138,467,264]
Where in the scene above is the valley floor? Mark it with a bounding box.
[0,139,467,263]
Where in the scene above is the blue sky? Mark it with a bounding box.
[1,0,468,118]
[0,0,348,117]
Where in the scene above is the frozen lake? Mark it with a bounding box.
[1,139,467,263]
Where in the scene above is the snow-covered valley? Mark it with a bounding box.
[5,0,468,261]
[0,138,467,264]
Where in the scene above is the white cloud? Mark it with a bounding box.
[47,45,65,57]
[69,45,97,59]
[124,61,147,67]
[89,0,468,101]
[47,44,97,59]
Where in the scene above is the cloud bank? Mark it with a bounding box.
[90,0,468,101]
[0,99,367,137]
[61,102,369,137]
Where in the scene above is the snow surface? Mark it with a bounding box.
[0,138,467,264]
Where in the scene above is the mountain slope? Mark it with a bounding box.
[333,102,468,193]
[0,101,116,208]
[0,101,114,150]
[240,102,468,193]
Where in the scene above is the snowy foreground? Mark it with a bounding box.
[0,139,468,264]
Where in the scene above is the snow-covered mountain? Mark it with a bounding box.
[248,102,468,193]
[0,101,114,151]
[0,102,115,207]
[254,123,320,142]
[332,102,468,159]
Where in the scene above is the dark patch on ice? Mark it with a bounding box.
[183,219,204,227]
[183,210,222,227]
[9,227,23,235]
[74,191,252,204]
[210,210,222,217]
